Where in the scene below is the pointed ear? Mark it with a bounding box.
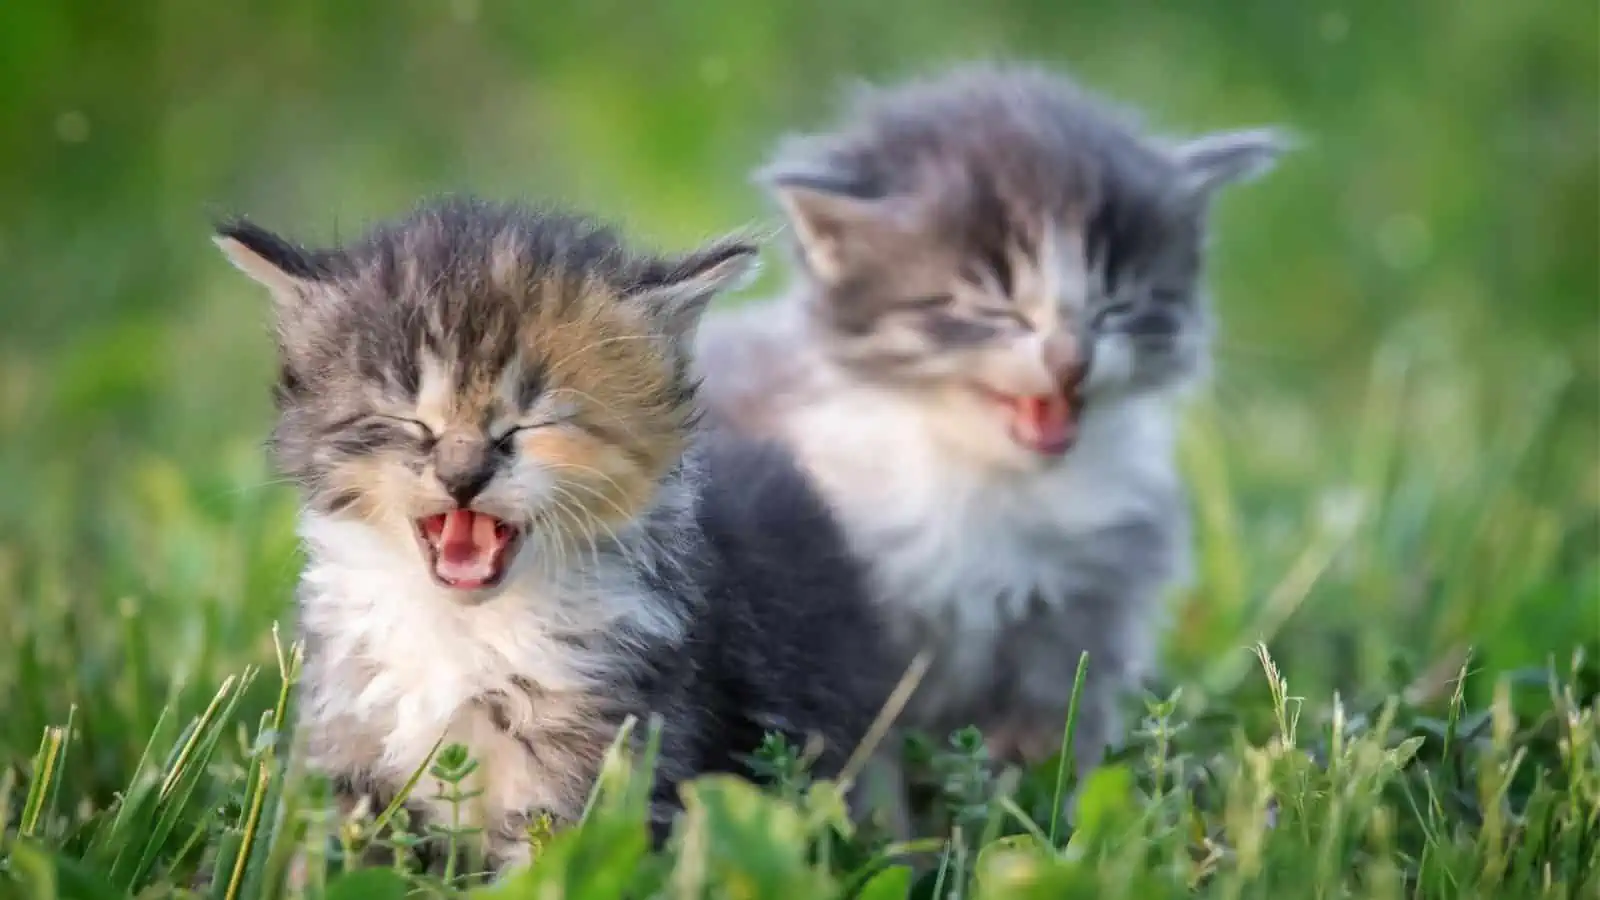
[632,237,761,342]
[1172,127,1294,198]
[760,167,897,282]
[212,219,329,312]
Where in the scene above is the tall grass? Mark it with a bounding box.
[3,636,1594,898]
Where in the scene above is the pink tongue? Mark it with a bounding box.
[1012,394,1076,454]
[435,510,501,584]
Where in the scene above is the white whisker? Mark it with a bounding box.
[548,488,604,573]
[540,386,649,443]
[547,334,659,374]
[537,462,638,525]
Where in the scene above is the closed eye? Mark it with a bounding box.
[370,415,435,443]
[894,294,954,311]
[969,303,1028,326]
[492,422,555,451]
[324,415,434,456]
[326,413,432,439]
[1091,301,1136,330]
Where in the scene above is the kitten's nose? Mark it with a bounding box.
[1043,331,1090,391]
[435,432,494,506]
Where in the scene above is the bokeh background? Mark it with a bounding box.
[1,1,1595,795]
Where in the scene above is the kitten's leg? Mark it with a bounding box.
[283,769,427,886]
[994,627,1126,830]
[1061,695,1119,828]
[640,708,702,848]
[1004,578,1157,827]
[994,695,1116,771]
[1003,687,1118,829]
[855,750,916,841]
[484,808,574,877]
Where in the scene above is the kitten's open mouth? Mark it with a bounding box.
[413,510,522,591]
[974,386,1083,457]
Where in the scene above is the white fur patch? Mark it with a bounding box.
[782,368,1181,713]
[295,511,683,827]
[1083,334,1137,395]
[414,350,455,431]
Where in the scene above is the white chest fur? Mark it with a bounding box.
[293,514,679,830]
[785,385,1182,693]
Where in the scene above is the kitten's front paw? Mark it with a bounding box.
[985,724,1061,767]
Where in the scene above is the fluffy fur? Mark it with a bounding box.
[216,197,894,872]
[694,64,1286,805]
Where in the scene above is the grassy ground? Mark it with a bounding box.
[1,633,1596,900]
[1,351,1595,899]
[1,1,1596,897]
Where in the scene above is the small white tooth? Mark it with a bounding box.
[436,556,494,584]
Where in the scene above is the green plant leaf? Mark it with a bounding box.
[853,864,912,900]
[324,867,412,900]
[672,775,836,900]
[6,839,129,900]
[1071,765,1135,840]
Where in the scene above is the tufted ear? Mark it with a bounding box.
[1172,127,1294,199]
[214,218,346,384]
[759,165,907,284]
[632,237,761,343]
[212,218,331,315]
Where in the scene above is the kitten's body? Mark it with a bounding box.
[217,198,892,871]
[698,300,1183,778]
[695,65,1284,793]
[699,319,1182,745]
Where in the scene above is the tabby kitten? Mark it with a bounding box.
[216,197,893,871]
[695,64,1286,810]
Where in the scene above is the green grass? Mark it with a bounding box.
[2,628,1595,898]
[1,337,1597,898]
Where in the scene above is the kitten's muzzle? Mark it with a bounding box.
[969,331,1089,458]
[1043,330,1091,394]
[434,431,495,505]
[415,430,523,592]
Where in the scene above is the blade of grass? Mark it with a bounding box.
[1049,651,1089,844]
[224,762,271,900]
[118,669,257,890]
[838,650,932,792]
[368,731,447,841]
[43,706,75,841]
[20,721,67,838]
[87,703,173,860]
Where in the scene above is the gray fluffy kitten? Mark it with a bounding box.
[215,197,895,872]
[695,64,1286,816]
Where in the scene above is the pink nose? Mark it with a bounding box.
[1042,332,1088,390]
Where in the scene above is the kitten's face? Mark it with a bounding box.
[766,67,1285,468]
[216,199,755,595]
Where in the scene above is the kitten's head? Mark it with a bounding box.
[216,197,756,595]
[761,64,1287,467]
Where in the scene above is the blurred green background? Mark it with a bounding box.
[0,1,1595,796]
